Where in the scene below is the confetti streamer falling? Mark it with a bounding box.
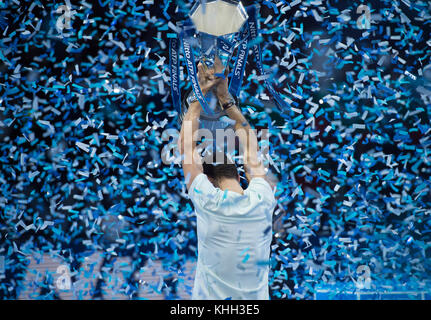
[0,0,430,299]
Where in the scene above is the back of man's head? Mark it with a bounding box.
[202,152,239,182]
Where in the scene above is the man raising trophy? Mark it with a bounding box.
[175,1,277,300]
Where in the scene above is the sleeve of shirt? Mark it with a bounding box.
[247,177,276,209]
[188,173,219,215]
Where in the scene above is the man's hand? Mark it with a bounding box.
[213,56,231,105]
[197,57,225,96]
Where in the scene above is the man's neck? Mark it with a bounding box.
[217,178,244,195]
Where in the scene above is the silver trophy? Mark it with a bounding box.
[182,0,248,134]
[190,0,248,68]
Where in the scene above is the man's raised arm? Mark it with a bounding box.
[178,100,203,190]
[178,62,223,190]
[216,87,267,183]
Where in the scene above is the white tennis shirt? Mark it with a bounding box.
[188,173,276,300]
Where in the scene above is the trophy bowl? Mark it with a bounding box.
[190,0,248,37]
[189,0,248,69]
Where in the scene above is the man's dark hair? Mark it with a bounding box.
[202,153,239,181]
